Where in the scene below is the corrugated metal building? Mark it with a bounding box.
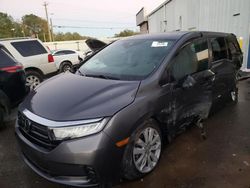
[141,0,250,70]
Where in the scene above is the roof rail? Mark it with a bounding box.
[0,37,32,41]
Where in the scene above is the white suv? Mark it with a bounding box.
[0,38,57,89]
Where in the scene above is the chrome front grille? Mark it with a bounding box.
[18,112,59,150]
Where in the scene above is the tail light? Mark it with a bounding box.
[48,54,54,63]
[0,65,23,73]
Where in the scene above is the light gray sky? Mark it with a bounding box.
[0,0,165,37]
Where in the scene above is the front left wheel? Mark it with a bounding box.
[122,119,162,180]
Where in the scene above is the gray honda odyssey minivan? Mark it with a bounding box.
[16,31,242,187]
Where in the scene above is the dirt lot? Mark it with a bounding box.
[0,80,250,188]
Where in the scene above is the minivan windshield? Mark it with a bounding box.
[79,39,175,80]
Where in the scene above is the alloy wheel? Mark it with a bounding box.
[133,127,161,173]
[26,75,40,90]
[63,64,71,72]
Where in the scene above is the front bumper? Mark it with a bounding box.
[15,123,124,187]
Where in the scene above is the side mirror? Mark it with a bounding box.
[182,75,196,89]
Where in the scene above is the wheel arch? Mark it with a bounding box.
[60,60,72,66]
[133,113,169,143]
[24,67,44,77]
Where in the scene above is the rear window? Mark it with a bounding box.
[11,40,47,57]
[0,47,17,68]
[211,37,228,61]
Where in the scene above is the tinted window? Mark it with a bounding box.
[54,50,75,55]
[54,51,65,55]
[64,50,76,54]
[171,39,209,80]
[0,47,17,68]
[79,39,175,80]
[226,36,241,60]
[211,37,227,61]
[11,40,47,57]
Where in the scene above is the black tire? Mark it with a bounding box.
[25,70,43,90]
[0,107,4,128]
[122,119,162,180]
[59,61,72,73]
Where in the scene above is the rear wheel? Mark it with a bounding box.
[60,62,72,73]
[122,119,162,180]
[25,70,43,90]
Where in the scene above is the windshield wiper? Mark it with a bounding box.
[77,69,85,76]
[85,74,120,80]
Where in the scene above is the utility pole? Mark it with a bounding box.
[43,2,52,42]
[50,18,54,42]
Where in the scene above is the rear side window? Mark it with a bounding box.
[226,36,241,60]
[54,50,76,55]
[171,39,209,80]
[211,37,227,61]
[11,40,47,57]
[64,50,76,54]
[54,51,65,55]
[0,47,17,68]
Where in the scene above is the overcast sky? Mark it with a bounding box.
[0,0,165,37]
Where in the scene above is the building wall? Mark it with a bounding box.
[136,7,147,26]
[139,22,149,34]
[148,0,250,70]
[148,6,166,33]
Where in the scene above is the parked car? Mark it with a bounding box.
[15,31,242,187]
[51,49,81,73]
[0,38,57,89]
[0,44,28,126]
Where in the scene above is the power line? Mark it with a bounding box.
[53,25,137,30]
[53,18,135,25]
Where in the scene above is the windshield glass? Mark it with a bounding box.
[79,39,175,80]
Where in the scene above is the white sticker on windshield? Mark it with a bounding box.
[151,41,168,47]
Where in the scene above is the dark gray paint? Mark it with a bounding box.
[20,73,140,121]
[16,31,242,187]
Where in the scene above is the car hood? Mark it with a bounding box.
[85,38,107,51]
[20,73,140,121]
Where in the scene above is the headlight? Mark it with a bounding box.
[50,118,108,140]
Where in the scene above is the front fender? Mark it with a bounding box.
[103,96,154,144]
